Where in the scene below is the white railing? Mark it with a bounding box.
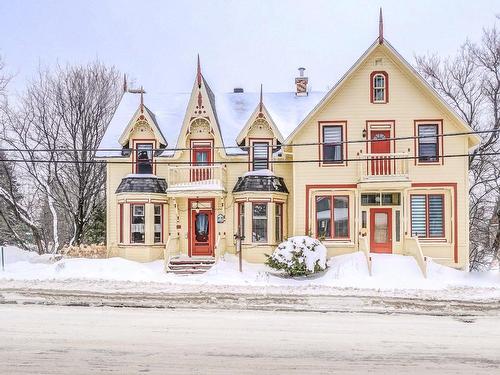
[167,165,227,189]
[358,152,409,180]
[405,236,427,278]
[359,235,372,276]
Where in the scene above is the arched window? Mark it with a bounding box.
[370,71,389,103]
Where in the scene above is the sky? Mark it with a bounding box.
[1,0,499,96]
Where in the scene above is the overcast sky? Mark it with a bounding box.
[1,0,499,95]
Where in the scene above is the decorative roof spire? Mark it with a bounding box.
[140,86,144,113]
[378,7,384,44]
[259,84,263,113]
[197,54,202,88]
[123,73,128,93]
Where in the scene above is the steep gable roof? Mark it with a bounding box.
[286,39,481,148]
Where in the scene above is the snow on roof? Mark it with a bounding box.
[97,90,325,157]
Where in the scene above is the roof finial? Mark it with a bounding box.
[123,73,128,93]
[197,54,202,88]
[378,7,384,44]
[140,86,144,113]
[259,84,263,113]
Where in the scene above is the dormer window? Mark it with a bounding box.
[252,141,270,171]
[370,71,389,104]
[136,143,153,174]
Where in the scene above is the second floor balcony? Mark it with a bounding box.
[166,165,227,193]
[358,152,410,182]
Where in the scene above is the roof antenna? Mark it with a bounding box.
[259,84,263,113]
[123,73,128,93]
[378,7,384,44]
[140,86,144,113]
[197,54,202,89]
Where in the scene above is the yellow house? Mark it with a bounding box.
[97,22,480,272]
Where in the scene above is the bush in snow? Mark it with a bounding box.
[265,236,327,277]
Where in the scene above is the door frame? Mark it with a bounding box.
[370,207,392,253]
[188,198,215,257]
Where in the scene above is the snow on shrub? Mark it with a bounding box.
[265,236,327,277]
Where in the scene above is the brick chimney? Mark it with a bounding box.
[295,67,308,96]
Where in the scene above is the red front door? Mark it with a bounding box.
[370,208,392,253]
[370,130,391,175]
[190,207,214,257]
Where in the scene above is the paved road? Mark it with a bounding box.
[1,304,499,374]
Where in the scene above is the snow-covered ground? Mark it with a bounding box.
[1,245,498,292]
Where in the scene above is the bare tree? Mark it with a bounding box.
[416,23,500,270]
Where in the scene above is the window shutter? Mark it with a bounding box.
[428,195,444,237]
[411,196,427,237]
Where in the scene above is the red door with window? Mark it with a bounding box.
[191,146,212,181]
[370,130,391,175]
[370,208,392,253]
[190,208,214,257]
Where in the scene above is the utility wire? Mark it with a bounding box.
[0,152,498,165]
[0,129,498,153]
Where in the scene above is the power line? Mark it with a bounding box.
[0,152,498,165]
[0,129,498,153]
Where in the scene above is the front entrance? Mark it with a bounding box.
[189,199,215,257]
[370,208,392,253]
[370,129,391,175]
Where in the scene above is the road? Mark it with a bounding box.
[0,304,499,374]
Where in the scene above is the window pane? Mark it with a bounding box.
[374,75,385,88]
[238,203,245,238]
[418,125,438,162]
[323,126,343,162]
[374,88,385,101]
[253,143,269,170]
[275,203,283,243]
[429,195,444,237]
[361,211,367,229]
[136,144,153,174]
[252,204,267,242]
[316,197,331,238]
[131,204,145,243]
[334,197,349,238]
[361,194,380,206]
[154,204,162,243]
[395,210,401,242]
[382,193,400,205]
[411,196,427,237]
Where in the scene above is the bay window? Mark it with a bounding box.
[315,195,349,239]
[411,194,444,238]
[154,204,162,243]
[275,203,283,243]
[252,203,268,243]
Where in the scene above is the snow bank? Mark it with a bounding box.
[267,236,327,275]
[0,246,499,292]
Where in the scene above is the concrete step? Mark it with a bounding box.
[167,256,216,275]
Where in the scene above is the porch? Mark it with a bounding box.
[358,152,410,182]
[165,165,227,194]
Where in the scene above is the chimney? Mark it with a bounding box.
[295,67,308,96]
[233,87,244,93]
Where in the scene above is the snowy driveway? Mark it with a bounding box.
[0,304,499,374]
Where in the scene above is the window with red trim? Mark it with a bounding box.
[136,143,153,174]
[315,195,349,239]
[154,204,162,243]
[252,142,270,170]
[418,124,439,162]
[410,194,444,238]
[370,71,388,103]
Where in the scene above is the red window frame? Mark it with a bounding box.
[318,121,348,167]
[370,71,389,104]
[410,194,445,239]
[315,195,350,240]
[132,140,155,174]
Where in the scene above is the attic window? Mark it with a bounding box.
[370,71,389,104]
[136,143,153,174]
[252,142,270,171]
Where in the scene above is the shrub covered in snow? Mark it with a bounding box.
[266,236,327,277]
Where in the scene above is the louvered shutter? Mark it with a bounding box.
[411,195,427,237]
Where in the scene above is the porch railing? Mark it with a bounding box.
[405,236,427,278]
[358,152,409,180]
[166,165,227,189]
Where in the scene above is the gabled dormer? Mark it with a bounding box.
[118,89,167,174]
[173,56,226,160]
[236,86,284,172]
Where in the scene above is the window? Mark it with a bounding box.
[361,193,400,206]
[252,142,269,170]
[131,204,145,243]
[361,211,367,229]
[315,195,349,239]
[275,203,283,243]
[370,71,388,103]
[252,203,268,243]
[411,194,444,238]
[136,143,153,174]
[154,204,162,243]
[418,124,439,162]
[322,125,343,163]
[238,202,245,239]
[395,210,401,242]
[119,204,124,243]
